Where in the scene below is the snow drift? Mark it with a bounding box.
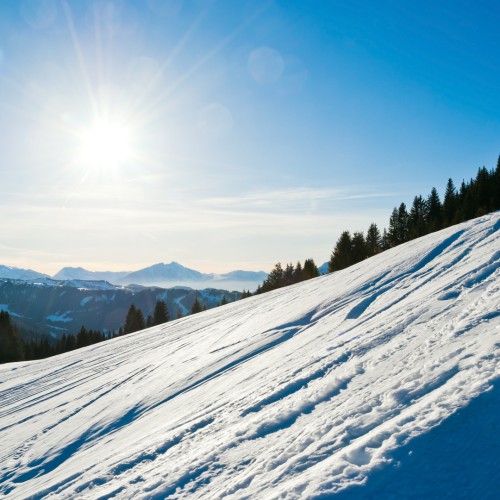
[1,214,499,499]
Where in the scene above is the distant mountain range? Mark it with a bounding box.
[0,262,268,290]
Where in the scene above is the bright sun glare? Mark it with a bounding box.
[78,120,133,171]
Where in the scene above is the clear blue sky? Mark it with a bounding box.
[0,0,499,274]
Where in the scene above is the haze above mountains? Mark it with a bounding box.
[0,262,268,291]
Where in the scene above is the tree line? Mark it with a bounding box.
[255,258,320,294]
[1,292,238,363]
[329,159,500,272]
[252,157,499,292]
[1,299,171,363]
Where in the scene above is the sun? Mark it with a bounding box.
[77,119,133,171]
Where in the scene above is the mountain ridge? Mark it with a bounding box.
[15,261,269,287]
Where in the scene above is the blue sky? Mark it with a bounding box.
[0,0,499,274]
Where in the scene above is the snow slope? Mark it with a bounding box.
[0,214,499,499]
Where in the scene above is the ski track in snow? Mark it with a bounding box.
[0,214,499,499]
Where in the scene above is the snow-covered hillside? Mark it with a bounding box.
[1,214,499,498]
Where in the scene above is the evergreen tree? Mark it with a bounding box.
[153,300,169,325]
[329,231,352,271]
[365,223,381,257]
[220,295,228,306]
[408,195,427,238]
[293,261,304,282]
[387,207,399,247]
[283,263,295,286]
[124,304,146,334]
[426,187,442,231]
[387,203,409,246]
[443,178,457,225]
[398,202,410,243]
[191,295,202,315]
[351,232,367,263]
[474,166,491,215]
[76,326,91,348]
[260,262,284,292]
[0,311,24,363]
[303,258,319,280]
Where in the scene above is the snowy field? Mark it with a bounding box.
[1,214,499,499]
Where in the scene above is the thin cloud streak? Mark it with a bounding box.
[196,186,402,214]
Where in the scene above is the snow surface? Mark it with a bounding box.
[0,214,499,499]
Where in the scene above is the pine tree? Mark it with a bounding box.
[153,300,169,325]
[409,195,427,238]
[191,295,202,315]
[303,258,319,280]
[0,311,24,363]
[293,261,303,282]
[351,232,367,263]
[329,231,352,271]
[220,295,228,306]
[124,304,146,334]
[76,326,91,348]
[283,263,295,286]
[365,223,381,257]
[387,203,409,246]
[443,178,457,225]
[261,262,284,292]
[398,202,410,243]
[426,187,442,231]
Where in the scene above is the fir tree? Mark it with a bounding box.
[365,223,381,257]
[153,300,169,325]
[293,261,304,282]
[387,203,409,246]
[443,178,457,225]
[409,195,427,238]
[283,263,295,286]
[191,295,202,315]
[303,258,319,280]
[329,231,352,271]
[351,232,367,263]
[426,187,442,231]
[0,311,24,363]
[260,262,285,292]
[124,304,146,334]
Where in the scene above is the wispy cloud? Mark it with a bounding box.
[196,186,401,215]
